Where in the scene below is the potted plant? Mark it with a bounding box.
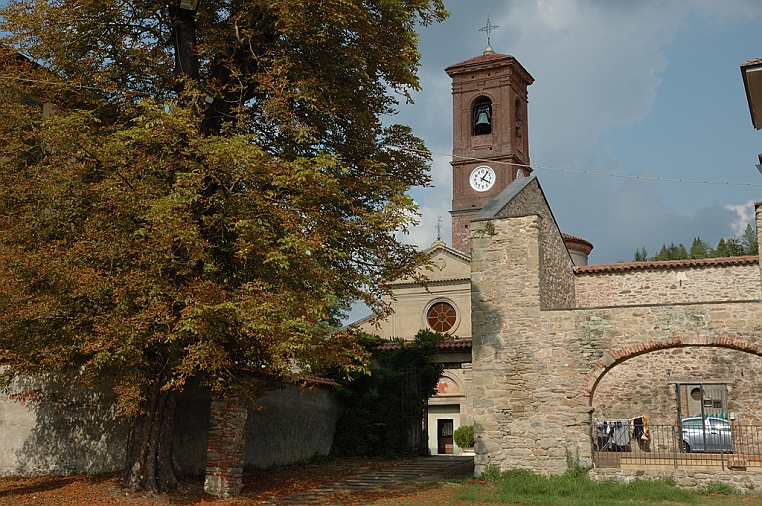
[453,425,474,455]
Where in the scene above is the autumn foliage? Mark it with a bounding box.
[0,0,447,492]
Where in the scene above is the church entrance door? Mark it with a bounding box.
[438,419,454,454]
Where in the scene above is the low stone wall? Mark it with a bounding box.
[589,467,762,495]
[0,372,343,477]
[243,385,344,468]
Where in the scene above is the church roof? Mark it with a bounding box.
[562,233,594,254]
[576,255,758,274]
[445,52,534,83]
[472,175,535,222]
[424,239,470,262]
[373,339,472,352]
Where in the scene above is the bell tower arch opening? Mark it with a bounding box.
[472,97,492,136]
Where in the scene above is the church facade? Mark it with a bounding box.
[360,46,762,488]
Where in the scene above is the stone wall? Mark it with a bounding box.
[590,468,762,494]
[0,375,343,477]
[470,192,762,478]
[472,215,578,475]
[576,262,761,308]
[492,178,574,310]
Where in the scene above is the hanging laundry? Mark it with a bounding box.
[612,421,630,447]
[633,417,644,440]
[593,419,609,440]
[642,415,650,445]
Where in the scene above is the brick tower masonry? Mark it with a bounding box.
[446,52,533,253]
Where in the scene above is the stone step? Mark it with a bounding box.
[264,457,474,505]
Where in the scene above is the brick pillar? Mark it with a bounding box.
[451,210,477,253]
[204,395,248,498]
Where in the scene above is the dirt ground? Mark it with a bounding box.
[0,458,433,505]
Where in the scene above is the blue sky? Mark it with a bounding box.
[395,0,762,265]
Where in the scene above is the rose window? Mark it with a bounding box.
[427,302,456,333]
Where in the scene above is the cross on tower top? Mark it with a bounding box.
[479,16,498,55]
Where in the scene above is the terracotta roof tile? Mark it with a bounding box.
[562,233,594,254]
[742,57,762,67]
[576,255,758,274]
[296,375,340,387]
[372,339,472,352]
[436,339,473,350]
[447,52,512,68]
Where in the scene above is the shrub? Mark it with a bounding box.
[480,465,502,484]
[453,425,474,448]
[704,482,735,495]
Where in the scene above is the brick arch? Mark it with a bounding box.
[583,336,762,403]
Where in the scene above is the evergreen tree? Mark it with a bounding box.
[672,243,690,260]
[633,247,648,262]
[715,237,745,257]
[635,228,759,262]
[714,238,728,257]
[742,223,759,255]
[653,244,670,261]
[689,237,712,259]
[653,243,689,261]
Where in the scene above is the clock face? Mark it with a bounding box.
[469,165,496,192]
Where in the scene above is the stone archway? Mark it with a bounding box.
[584,336,762,425]
[584,336,762,399]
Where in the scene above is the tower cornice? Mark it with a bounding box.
[445,53,534,85]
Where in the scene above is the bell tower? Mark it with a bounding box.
[446,51,534,252]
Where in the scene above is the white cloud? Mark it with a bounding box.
[499,0,685,163]
[725,200,756,236]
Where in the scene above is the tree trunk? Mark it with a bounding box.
[122,381,179,493]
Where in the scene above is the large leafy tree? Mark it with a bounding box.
[0,0,446,492]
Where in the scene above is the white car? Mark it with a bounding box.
[681,417,732,453]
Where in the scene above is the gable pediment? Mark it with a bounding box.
[387,240,471,287]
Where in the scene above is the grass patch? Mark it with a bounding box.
[703,482,735,495]
[458,468,698,506]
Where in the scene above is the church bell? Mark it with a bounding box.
[475,110,491,127]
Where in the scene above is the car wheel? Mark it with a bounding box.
[682,441,691,453]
